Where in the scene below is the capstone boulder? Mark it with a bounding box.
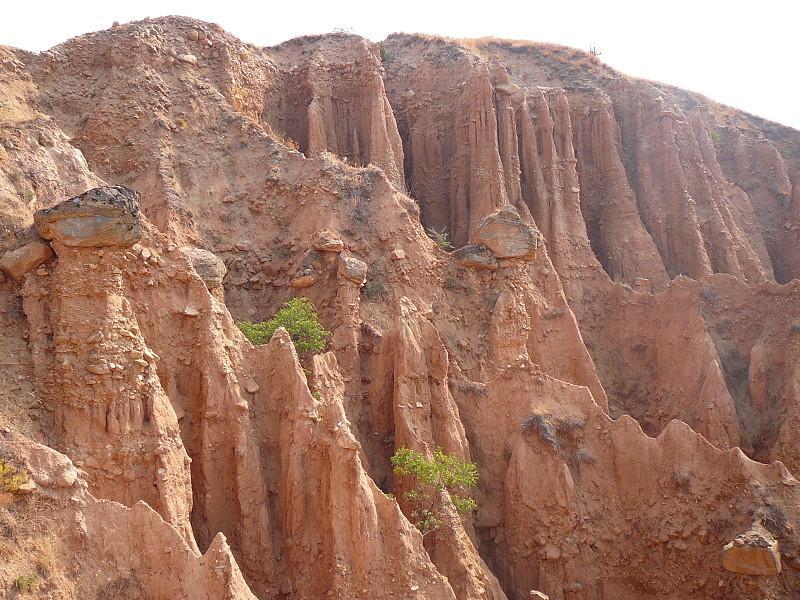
[337,254,368,285]
[452,244,498,270]
[34,186,142,248]
[182,246,227,289]
[473,205,542,260]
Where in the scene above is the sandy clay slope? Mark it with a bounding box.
[0,15,800,599]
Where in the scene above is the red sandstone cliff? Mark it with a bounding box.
[0,16,799,600]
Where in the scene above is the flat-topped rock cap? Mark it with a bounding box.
[182,247,227,289]
[473,205,543,260]
[337,254,368,284]
[34,186,142,248]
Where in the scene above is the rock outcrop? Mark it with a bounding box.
[265,35,406,189]
[723,524,782,576]
[34,186,142,247]
[473,206,542,260]
[0,430,255,599]
[0,241,53,279]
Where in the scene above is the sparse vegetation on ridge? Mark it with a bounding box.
[0,497,73,597]
[426,226,453,251]
[0,460,27,494]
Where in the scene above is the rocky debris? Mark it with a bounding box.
[473,205,542,260]
[182,246,227,289]
[85,363,111,375]
[452,244,498,270]
[313,230,345,253]
[390,248,406,261]
[0,241,54,279]
[632,277,651,293]
[290,273,316,288]
[176,53,198,65]
[723,524,781,575]
[34,186,142,247]
[337,254,368,284]
[0,430,81,495]
[530,592,549,600]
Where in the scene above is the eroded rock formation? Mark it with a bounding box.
[0,16,799,600]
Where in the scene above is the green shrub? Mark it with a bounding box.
[0,460,27,493]
[426,226,453,251]
[237,297,330,353]
[390,447,477,536]
[14,574,38,592]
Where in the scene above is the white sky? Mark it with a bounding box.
[2,0,798,129]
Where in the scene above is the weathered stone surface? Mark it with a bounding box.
[723,524,781,575]
[0,241,53,279]
[473,205,542,259]
[452,244,498,270]
[313,230,345,253]
[290,274,316,288]
[34,186,142,247]
[337,254,368,284]
[182,246,227,289]
[270,37,406,189]
[4,431,80,491]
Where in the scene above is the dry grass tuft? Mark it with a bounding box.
[0,461,27,494]
[271,130,300,152]
[0,495,75,598]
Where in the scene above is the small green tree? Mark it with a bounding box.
[426,227,453,251]
[237,297,330,353]
[390,447,478,536]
